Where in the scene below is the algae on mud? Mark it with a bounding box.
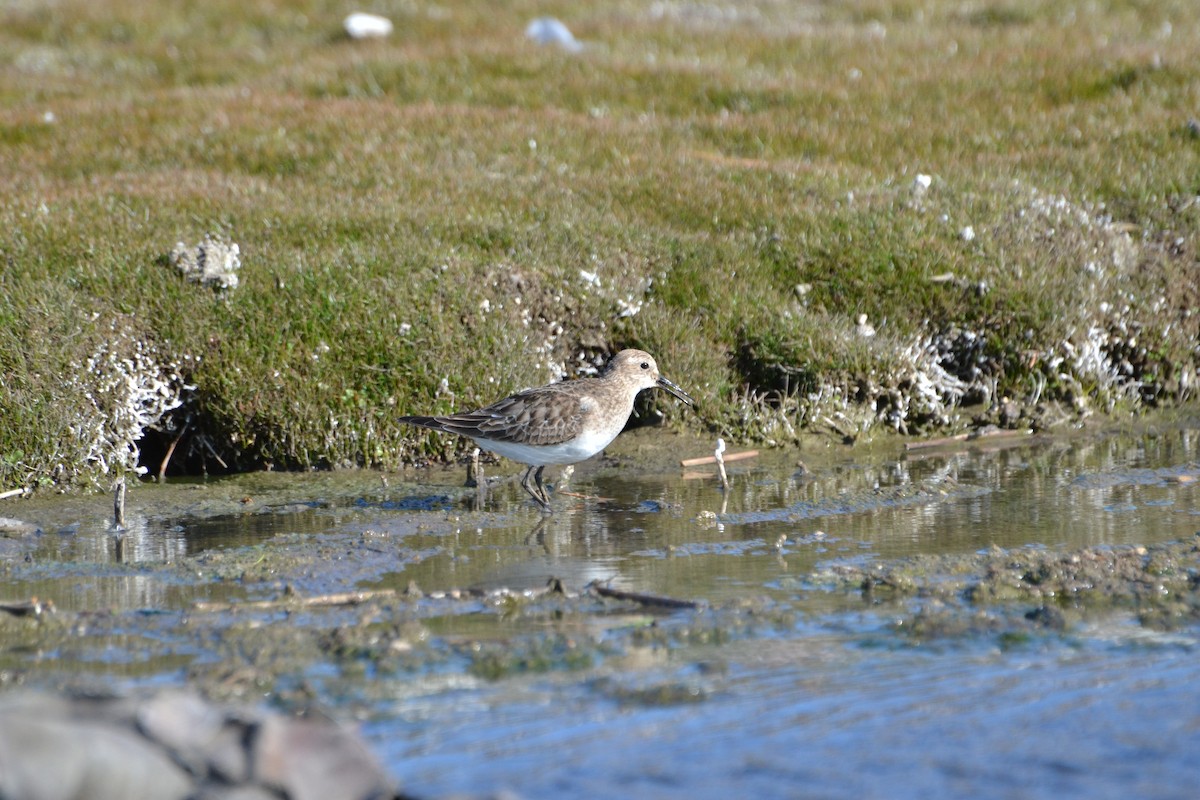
[2,423,1199,682]
[2,425,1200,796]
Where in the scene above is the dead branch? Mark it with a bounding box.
[193,589,397,613]
[586,581,701,610]
[680,450,759,468]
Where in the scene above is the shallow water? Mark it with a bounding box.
[373,639,1200,800]
[365,424,1200,607]
[3,421,1200,798]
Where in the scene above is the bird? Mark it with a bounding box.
[398,349,694,512]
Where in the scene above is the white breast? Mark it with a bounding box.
[471,392,632,466]
[474,423,622,466]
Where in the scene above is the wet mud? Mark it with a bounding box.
[1,422,1199,798]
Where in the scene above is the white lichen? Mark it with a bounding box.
[170,234,241,290]
[875,336,969,432]
[67,319,194,481]
[1053,325,1143,410]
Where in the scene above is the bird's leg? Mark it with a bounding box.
[532,466,553,513]
[519,465,553,513]
[520,465,552,513]
[519,465,536,502]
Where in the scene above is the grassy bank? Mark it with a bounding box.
[1,0,1198,490]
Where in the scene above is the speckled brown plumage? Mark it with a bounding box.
[398,349,694,512]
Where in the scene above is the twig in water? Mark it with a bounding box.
[113,478,126,530]
[904,432,969,451]
[465,447,483,487]
[714,438,729,490]
[819,414,856,443]
[587,581,701,610]
[557,490,614,502]
[904,428,1030,452]
[193,589,397,613]
[0,597,53,617]
[680,450,758,467]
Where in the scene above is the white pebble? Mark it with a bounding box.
[525,17,583,52]
[344,12,393,39]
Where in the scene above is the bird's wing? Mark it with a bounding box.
[432,383,589,446]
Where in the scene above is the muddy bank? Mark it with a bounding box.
[818,534,1200,636]
[4,527,1197,708]
[2,424,1200,798]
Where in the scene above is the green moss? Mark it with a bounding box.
[1,0,1198,487]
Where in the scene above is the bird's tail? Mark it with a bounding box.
[396,415,449,433]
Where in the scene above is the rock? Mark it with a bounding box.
[344,12,393,40]
[251,713,392,800]
[0,689,397,800]
[525,17,583,52]
[0,517,40,536]
[0,693,192,800]
[855,313,876,338]
[170,234,241,290]
[137,689,251,781]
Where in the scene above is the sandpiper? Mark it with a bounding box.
[398,349,694,512]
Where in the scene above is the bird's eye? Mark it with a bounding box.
[640,362,650,370]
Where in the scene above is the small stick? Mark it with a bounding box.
[199,436,228,469]
[680,450,759,467]
[819,415,856,441]
[193,589,397,613]
[0,597,52,617]
[158,415,191,481]
[113,478,126,530]
[905,433,969,451]
[0,488,26,501]
[905,428,1030,452]
[557,491,614,502]
[587,581,701,610]
[465,447,483,487]
[714,438,729,490]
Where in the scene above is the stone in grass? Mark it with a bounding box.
[343,12,393,40]
[170,234,241,290]
[525,17,583,52]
